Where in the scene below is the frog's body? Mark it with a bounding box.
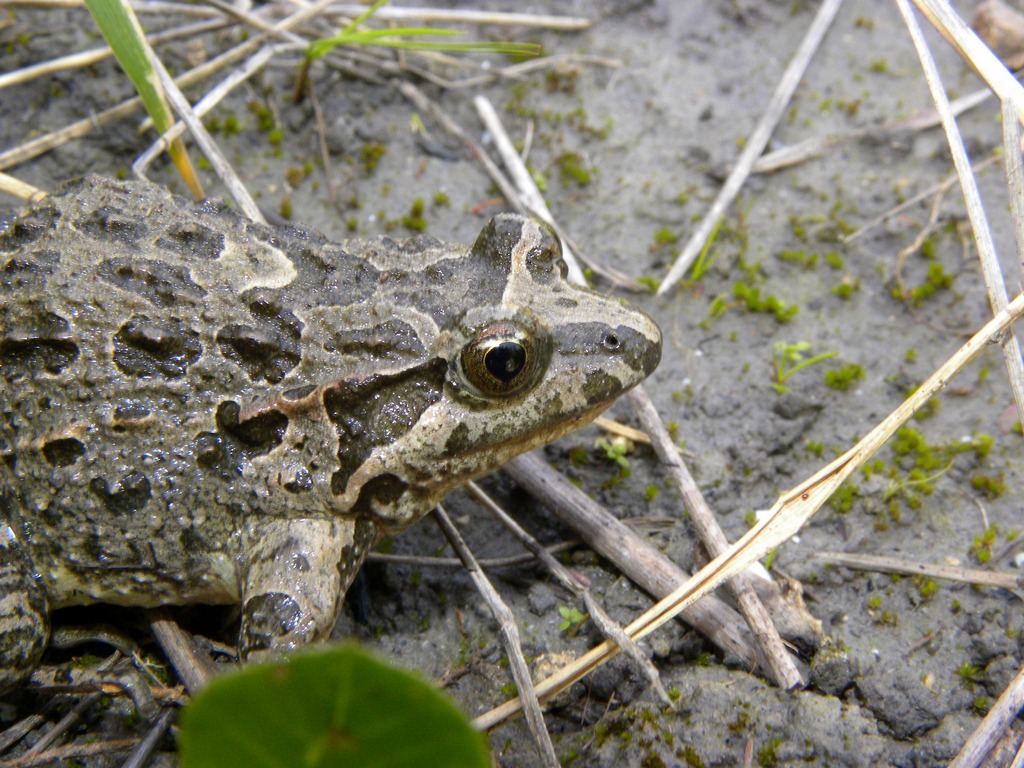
[0,177,660,690]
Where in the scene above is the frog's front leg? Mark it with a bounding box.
[0,515,50,693]
[239,516,379,659]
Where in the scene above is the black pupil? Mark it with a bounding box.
[484,341,526,383]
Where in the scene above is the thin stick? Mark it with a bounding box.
[368,539,578,568]
[656,0,844,294]
[397,81,525,213]
[466,481,671,705]
[843,154,1000,244]
[503,452,772,672]
[948,663,1024,768]
[0,36,263,171]
[473,94,639,289]
[0,172,45,202]
[753,86,993,174]
[911,0,1024,124]
[627,385,805,690]
[0,714,47,754]
[0,18,228,91]
[0,739,139,768]
[1002,97,1024,292]
[815,551,1022,591]
[148,610,217,694]
[134,44,281,175]
[431,506,559,768]
[473,95,586,285]
[118,708,174,768]
[22,692,101,756]
[322,5,592,30]
[145,47,254,215]
[897,0,1024,428]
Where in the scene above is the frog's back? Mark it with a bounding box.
[0,177,426,606]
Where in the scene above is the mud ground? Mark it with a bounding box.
[1,0,1023,766]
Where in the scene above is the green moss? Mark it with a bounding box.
[831,278,860,299]
[278,196,292,220]
[636,276,661,293]
[828,482,859,513]
[778,248,818,269]
[401,198,428,232]
[733,282,798,323]
[970,525,999,563]
[555,152,592,187]
[908,261,955,304]
[757,737,783,768]
[824,363,865,391]
[824,251,845,269]
[958,662,983,688]
[652,228,679,248]
[971,473,1006,498]
[911,396,941,421]
[248,100,275,132]
[644,485,660,501]
[360,142,387,174]
[676,745,707,768]
[914,575,939,599]
[432,191,450,207]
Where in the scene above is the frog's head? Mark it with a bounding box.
[334,214,661,530]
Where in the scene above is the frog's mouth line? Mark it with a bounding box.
[454,396,621,473]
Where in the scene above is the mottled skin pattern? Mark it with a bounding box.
[0,177,661,690]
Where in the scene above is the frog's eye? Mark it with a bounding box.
[461,322,537,396]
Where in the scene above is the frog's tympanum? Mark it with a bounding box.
[0,177,661,690]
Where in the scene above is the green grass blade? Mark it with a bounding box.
[84,0,200,194]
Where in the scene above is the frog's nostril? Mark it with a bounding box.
[602,333,621,351]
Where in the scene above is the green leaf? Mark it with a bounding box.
[84,0,200,193]
[179,645,490,768]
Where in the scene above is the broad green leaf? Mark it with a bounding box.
[179,645,490,768]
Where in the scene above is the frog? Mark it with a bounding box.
[0,176,661,692]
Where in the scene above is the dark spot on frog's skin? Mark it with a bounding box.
[114,403,152,421]
[154,223,226,260]
[41,437,85,467]
[216,291,302,384]
[113,316,202,379]
[0,215,50,253]
[0,337,79,380]
[215,401,289,455]
[89,471,152,516]
[97,257,207,308]
[582,371,622,403]
[555,297,578,310]
[78,205,147,245]
[445,422,472,455]
[344,472,409,514]
[283,467,313,493]
[283,385,317,401]
[1,249,60,292]
[194,431,234,480]
[0,309,78,379]
[337,518,380,590]
[321,319,426,366]
[324,359,446,484]
[240,592,302,653]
